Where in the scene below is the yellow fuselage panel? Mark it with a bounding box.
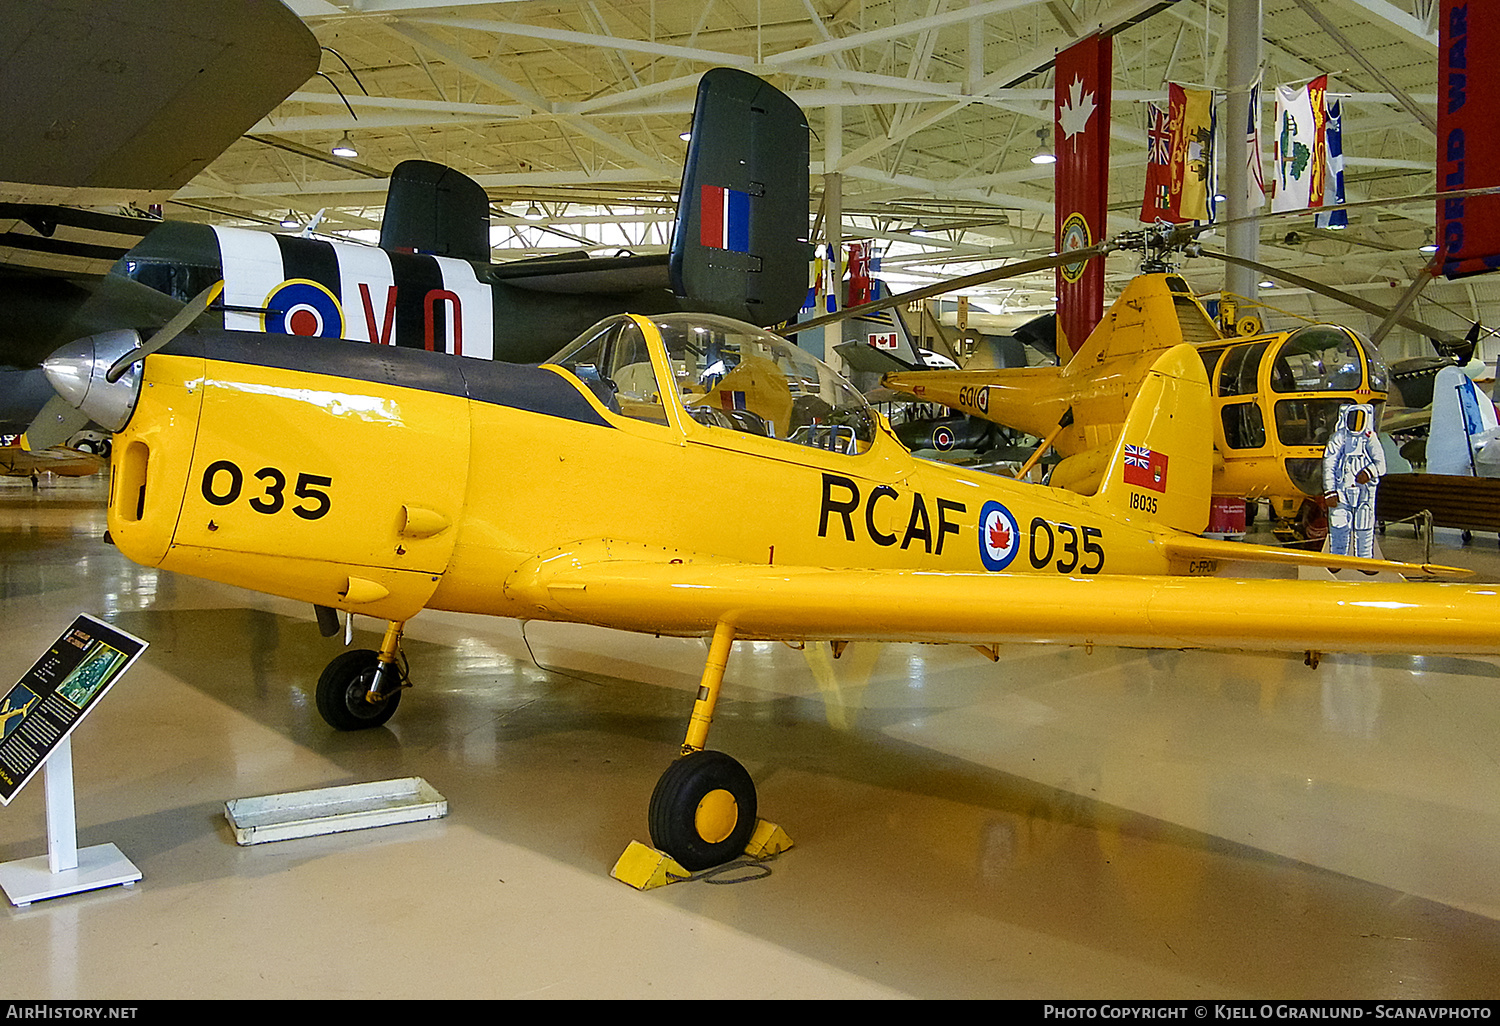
[108,352,469,620]
[430,393,1179,622]
[108,345,1199,627]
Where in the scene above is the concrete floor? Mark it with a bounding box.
[3,474,1500,999]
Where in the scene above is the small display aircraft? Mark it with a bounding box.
[32,305,1500,872]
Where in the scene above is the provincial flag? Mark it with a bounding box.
[1140,102,1182,223]
[1316,100,1348,228]
[1171,84,1215,223]
[1273,75,1327,212]
[1122,443,1169,492]
[1247,79,1266,210]
[700,184,751,253]
[1145,87,1214,223]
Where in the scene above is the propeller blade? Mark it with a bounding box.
[20,394,89,452]
[1197,248,1461,343]
[105,279,224,383]
[784,244,1113,335]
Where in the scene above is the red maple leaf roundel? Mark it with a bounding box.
[989,518,1011,554]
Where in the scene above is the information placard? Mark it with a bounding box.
[0,615,147,806]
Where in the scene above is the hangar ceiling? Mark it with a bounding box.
[176,0,1468,361]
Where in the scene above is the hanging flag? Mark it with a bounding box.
[1140,102,1183,223]
[1054,33,1113,356]
[1438,0,1500,278]
[1246,79,1266,210]
[1169,84,1215,222]
[1316,99,1347,228]
[1272,75,1327,212]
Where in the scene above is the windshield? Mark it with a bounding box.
[651,314,876,454]
[1270,325,1386,394]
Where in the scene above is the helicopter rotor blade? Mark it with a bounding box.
[785,243,1113,335]
[1196,248,1461,343]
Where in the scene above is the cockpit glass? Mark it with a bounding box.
[653,314,876,454]
[1270,325,1375,393]
[549,314,877,454]
[549,317,667,423]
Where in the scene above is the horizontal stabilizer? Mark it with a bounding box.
[1160,534,1470,579]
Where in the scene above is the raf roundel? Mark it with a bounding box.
[978,500,1020,571]
[264,279,346,338]
[933,425,955,451]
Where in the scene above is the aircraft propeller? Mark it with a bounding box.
[20,280,223,452]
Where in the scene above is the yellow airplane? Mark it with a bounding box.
[880,271,1389,524]
[33,310,1500,872]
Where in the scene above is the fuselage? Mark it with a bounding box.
[99,314,1201,629]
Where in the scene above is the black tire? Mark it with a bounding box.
[316,649,401,731]
[648,750,758,871]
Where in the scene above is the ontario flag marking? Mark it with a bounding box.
[1122,443,1169,493]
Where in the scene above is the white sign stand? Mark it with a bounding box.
[0,736,140,907]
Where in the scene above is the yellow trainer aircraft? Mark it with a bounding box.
[33,308,1500,871]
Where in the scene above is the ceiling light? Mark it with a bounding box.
[1259,280,1276,289]
[332,132,357,158]
[911,221,930,236]
[1030,128,1056,165]
[279,210,298,229]
[1419,234,1439,254]
[679,130,692,142]
[524,203,544,221]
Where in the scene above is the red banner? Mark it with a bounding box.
[1054,34,1112,356]
[1439,0,1500,278]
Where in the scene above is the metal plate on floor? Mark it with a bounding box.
[224,777,447,845]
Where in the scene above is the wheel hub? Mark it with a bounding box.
[694,788,739,844]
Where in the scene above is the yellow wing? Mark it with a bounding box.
[507,555,1499,655]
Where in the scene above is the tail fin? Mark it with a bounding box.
[1095,344,1213,534]
[670,68,812,327]
[380,160,490,262]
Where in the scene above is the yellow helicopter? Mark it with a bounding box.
[810,224,1456,530]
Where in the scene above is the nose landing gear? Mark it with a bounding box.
[315,620,408,731]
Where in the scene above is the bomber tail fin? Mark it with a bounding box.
[670,68,812,327]
[1094,343,1214,534]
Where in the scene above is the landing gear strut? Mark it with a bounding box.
[315,620,407,731]
[646,621,761,870]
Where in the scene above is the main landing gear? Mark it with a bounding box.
[631,621,790,878]
[311,615,788,879]
[315,620,408,731]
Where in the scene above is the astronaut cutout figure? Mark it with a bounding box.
[1322,403,1386,558]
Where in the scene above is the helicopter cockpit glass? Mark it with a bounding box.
[1270,325,1374,393]
[1268,325,1386,449]
[650,313,875,455]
